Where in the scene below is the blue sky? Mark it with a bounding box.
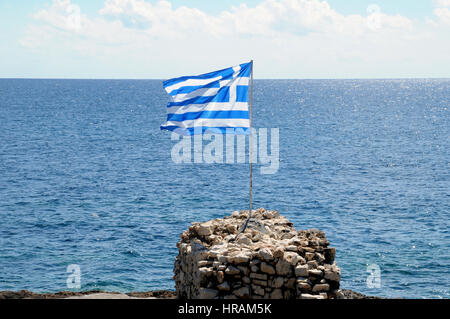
[1,0,449,78]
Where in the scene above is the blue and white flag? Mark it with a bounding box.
[161,61,252,135]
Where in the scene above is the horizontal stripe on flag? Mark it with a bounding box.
[168,80,221,96]
[164,71,239,95]
[167,102,249,114]
[166,110,249,122]
[167,85,249,107]
[164,63,251,95]
[161,62,252,135]
[163,67,234,91]
[162,118,250,128]
[169,77,250,99]
[171,86,222,103]
[161,126,250,136]
[167,86,230,107]
[163,63,250,91]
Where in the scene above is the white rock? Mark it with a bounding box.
[312,283,330,292]
[236,236,252,246]
[276,259,292,276]
[295,265,309,277]
[231,253,250,264]
[225,265,240,275]
[258,248,274,261]
[283,252,301,266]
[197,222,214,236]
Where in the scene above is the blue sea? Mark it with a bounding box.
[0,79,448,299]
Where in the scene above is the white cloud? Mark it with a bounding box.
[428,0,450,26]
[18,0,450,78]
[434,0,450,7]
[96,0,414,37]
[33,0,84,32]
[433,7,450,25]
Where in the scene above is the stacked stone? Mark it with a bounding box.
[174,208,343,299]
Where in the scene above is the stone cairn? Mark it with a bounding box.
[174,208,343,299]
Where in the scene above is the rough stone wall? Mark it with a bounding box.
[174,208,343,299]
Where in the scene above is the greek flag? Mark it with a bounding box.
[161,61,252,135]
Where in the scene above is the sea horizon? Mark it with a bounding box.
[2,77,450,81]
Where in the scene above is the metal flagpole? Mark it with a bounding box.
[236,60,254,237]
